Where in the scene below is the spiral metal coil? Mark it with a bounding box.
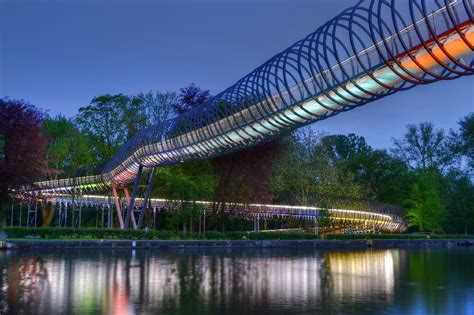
[33,0,473,193]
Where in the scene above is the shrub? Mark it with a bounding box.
[4,227,177,240]
[203,231,225,240]
[3,227,472,241]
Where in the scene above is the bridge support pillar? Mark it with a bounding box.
[253,214,260,233]
[18,202,23,227]
[73,203,82,228]
[10,204,14,227]
[137,167,156,229]
[124,165,143,229]
[112,186,125,229]
[27,202,38,228]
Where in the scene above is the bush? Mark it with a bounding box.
[4,227,176,240]
[4,227,472,241]
[203,231,226,240]
[3,227,322,240]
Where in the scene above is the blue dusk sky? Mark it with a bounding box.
[1,0,472,149]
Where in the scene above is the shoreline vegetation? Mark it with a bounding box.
[3,227,473,241]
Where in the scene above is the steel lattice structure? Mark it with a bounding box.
[32,0,473,194]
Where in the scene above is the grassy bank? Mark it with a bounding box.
[3,227,473,241]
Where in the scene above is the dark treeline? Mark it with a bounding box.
[0,85,473,233]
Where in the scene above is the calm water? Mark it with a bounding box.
[0,247,473,314]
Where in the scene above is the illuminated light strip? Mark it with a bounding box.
[43,193,405,231]
[331,217,393,224]
[402,24,474,71]
[61,194,401,223]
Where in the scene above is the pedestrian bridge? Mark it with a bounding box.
[24,0,473,230]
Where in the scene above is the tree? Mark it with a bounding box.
[173,83,211,114]
[75,95,129,166]
[212,139,284,205]
[406,170,446,232]
[43,115,94,177]
[318,133,371,161]
[448,112,473,171]
[76,92,178,167]
[0,99,48,224]
[441,171,474,234]
[271,128,361,206]
[121,95,148,139]
[154,160,216,233]
[392,122,449,170]
[344,148,413,205]
[137,91,177,126]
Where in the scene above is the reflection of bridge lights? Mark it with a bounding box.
[1,249,402,312]
[327,250,396,298]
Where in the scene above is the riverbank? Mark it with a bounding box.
[4,238,474,250]
[4,227,474,241]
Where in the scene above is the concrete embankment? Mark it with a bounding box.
[3,239,474,250]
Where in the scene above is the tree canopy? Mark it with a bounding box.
[2,89,473,234]
[0,98,48,211]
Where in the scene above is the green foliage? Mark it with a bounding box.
[155,160,216,201]
[5,227,472,241]
[165,201,206,233]
[4,227,175,240]
[318,205,331,228]
[441,171,474,234]
[448,112,474,170]
[343,149,413,205]
[3,227,322,240]
[406,170,446,232]
[318,133,371,161]
[392,122,450,170]
[43,115,94,176]
[271,128,362,205]
[136,91,177,126]
[76,95,130,164]
[154,160,216,233]
[75,92,177,166]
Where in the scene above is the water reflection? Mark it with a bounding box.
[0,247,472,314]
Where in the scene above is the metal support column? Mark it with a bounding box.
[27,202,38,228]
[34,202,38,227]
[18,202,22,227]
[137,167,156,229]
[58,202,62,227]
[74,203,82,228]
[112,186,125,229]
[101,205,105,228]
[63,202,68,227]
[107,205,111,228]
[203,209,206,235]
[10,204,14,226]
[124,187,138,229]
[254,214,260,232]
[124,165,143,229]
